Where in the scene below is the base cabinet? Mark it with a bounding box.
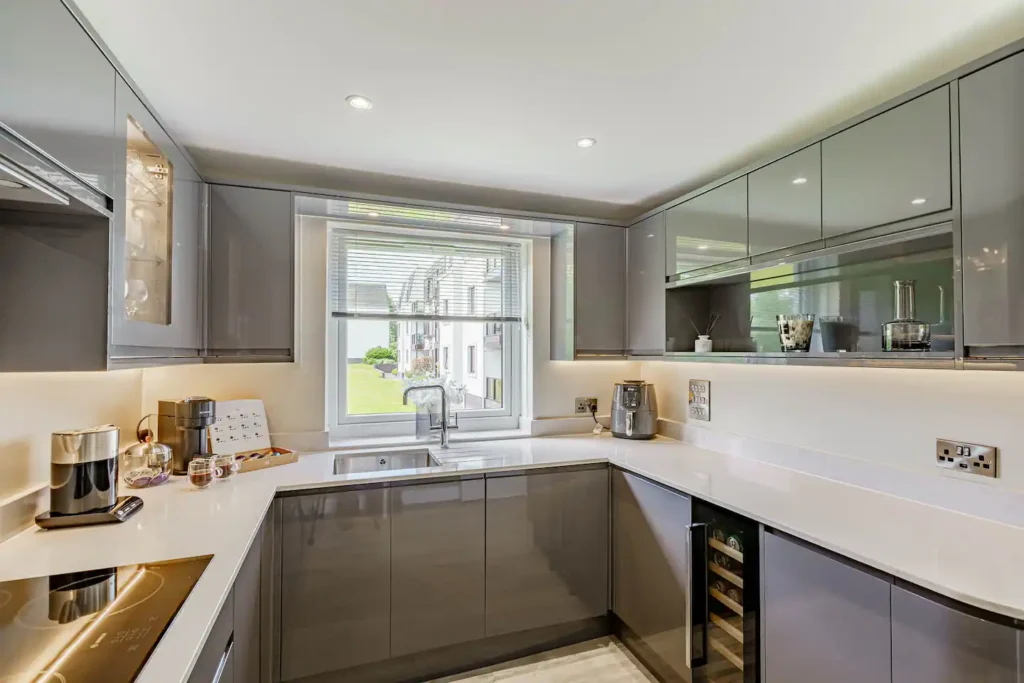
[390,478,486,657]
[891,586,1020,683]
[762,531,892,683]
[485,468,609,636]
[278,488,391,681]
[611,469,692,682]
[188,590,235,683]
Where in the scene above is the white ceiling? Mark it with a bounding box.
[75,0,1024,218]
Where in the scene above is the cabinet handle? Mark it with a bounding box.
[687,522,709,668]
[211,635,234,683]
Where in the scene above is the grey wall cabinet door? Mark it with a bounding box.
[110,75,201,355]
[748,144,822,256]
[485,467,609,636]
[233,522,262,683]
[279,489,391,680]
[390,478,485,657]
[208,184,294,358]
[188,589,235,683]
[612,469,692,681]
[575,223,627,356]
[959,51,1024,348]
[891,586,1019,682]
[0,0,116,197]
[628,213,666,356]
[665,177,748,277]
[762,531,891,683]
[822,87,951,238]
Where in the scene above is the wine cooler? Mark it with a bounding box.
[694,500,760,683]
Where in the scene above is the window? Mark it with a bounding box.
[328,225,523,436]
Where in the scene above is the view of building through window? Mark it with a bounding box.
[341,251,509,416]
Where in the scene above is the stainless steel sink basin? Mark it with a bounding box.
[333,449,442,475]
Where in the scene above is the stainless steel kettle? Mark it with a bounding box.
[611,381,658,440]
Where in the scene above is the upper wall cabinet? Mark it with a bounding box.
[109,76,202,358]
[749,144,822,256]
[627,212,666,356]
[665,176,747,278]
[959,51,1024,352]
[208,184,295,360]
[550,223,626,359]
[0,0,116,198]
[822,86,951,238]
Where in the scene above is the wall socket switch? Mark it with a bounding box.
[936,439,998,478]
[688,380,711,421]
[575,397,598,415]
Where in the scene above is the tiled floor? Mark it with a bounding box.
[431,637,658,682]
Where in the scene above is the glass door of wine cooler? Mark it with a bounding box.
[694,502,760,683]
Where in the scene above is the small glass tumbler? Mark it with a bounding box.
[214,454,238,481]
[187,457,216,489]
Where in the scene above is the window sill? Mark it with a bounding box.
[330,427,531,451]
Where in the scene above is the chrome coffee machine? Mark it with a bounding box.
[158,397,217,475]
[35,425,143,529]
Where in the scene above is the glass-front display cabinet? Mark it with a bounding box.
[109,75,201,358]
[124,114,173,326]
[664,223,958,368]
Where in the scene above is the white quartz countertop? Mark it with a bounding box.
[2,434,1023,683]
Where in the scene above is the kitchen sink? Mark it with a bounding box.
[333,449,442,475]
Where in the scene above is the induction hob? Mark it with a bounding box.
[0,555,212,683]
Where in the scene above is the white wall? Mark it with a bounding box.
[641,361,1024,491]
[141,216,329,447]
[0,370,143,501]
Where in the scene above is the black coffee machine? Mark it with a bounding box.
[36,425,143,529]
[158,397,217,475]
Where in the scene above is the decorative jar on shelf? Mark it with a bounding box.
[694,335,713,353]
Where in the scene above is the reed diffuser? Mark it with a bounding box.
[690,313,722,353]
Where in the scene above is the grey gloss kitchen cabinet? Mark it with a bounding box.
[208,184,294,359]
[110,75,202,356]
[665,177,748,277]
[188,589,235,683]
[627,213,666,356]
[551,223,627,358]
[891,585,1020,682]
[485,467,609,636]
[748,144,822,256]
[762,531,891,683]
[959,51,1024,350]
[390,478,486,657]
[233,522,263,683]
[822,86,951,238]
[612,469,692,681]
[279,488,391,681]
[0,0,117,197]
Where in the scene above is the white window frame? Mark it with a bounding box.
[328,223,525,440]
[467,345,478,377]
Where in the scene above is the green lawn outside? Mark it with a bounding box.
[347,363,415,415]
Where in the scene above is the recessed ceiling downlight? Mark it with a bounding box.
[0,178,26,189]
[576,137,597,148]
[346,95,373,110]
[911,197,927,205]
[792,177,808,185]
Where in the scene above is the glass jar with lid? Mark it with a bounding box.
[121,437,172,488]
